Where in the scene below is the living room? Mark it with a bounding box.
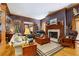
[0,3,79,56]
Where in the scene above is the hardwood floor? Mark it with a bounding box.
[53,42,79,56]
[0,42,79,56]
[0,44,15,56]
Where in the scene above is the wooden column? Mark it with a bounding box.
[0,5,6,47]
[0,4,15,56]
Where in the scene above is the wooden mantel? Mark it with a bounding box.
[46,22,64,37]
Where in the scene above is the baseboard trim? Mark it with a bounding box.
[76,40,79,41]
[75,40,79,44]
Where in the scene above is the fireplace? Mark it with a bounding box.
[48,29,60,42]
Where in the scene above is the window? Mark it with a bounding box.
[42,22,46,31]
[24,25,31,35]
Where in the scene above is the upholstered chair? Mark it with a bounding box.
[35,30,50,45]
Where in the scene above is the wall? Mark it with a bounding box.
[66,9,73,26]
[40,4,79,35]
[66,4,79,26]
[8,14,41,34]
[65,4,79,35]
[40,8,67,35]
[9,14,40,30]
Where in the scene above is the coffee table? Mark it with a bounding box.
[22,43,37,56]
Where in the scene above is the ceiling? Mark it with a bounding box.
[7,3,71,20]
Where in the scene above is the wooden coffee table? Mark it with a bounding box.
[22,43,37,56]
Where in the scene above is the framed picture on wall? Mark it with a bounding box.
[49,18,57,25]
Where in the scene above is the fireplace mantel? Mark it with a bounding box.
[46,22,64,37]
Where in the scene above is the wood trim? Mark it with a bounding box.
[46,23,64,37]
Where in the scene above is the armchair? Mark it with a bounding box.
[68,30,78,40]
[35,30,50,45]
[60,30,78,48]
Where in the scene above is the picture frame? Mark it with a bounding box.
[49,18,57,25]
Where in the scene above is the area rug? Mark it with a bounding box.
[36,41,63,56]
